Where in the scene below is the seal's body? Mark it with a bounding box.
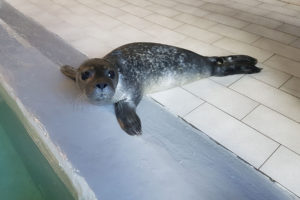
[61,42,260,135]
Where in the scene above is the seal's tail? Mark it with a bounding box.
[209,55,261,76]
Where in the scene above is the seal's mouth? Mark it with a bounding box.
[86,96,111,105]
[85,90,114,105]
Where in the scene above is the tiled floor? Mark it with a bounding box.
[7,0,300,197]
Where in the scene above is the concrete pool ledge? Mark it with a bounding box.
[0,18,96,200]
[0,69,96,200]
[0,1,298,200]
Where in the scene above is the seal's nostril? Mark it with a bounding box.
[96,83,108,89]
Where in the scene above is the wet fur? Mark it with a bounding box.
[61,42,261,136]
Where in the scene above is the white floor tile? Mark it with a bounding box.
[175,38,232,57]
[230,76,300,122]
[44,4,65,16]
[71,37,111,57]
[33,12,63,28]
[174,14,216,29]
[264,55,300,77]
[145,4,180,17]
[94,2,126,17]
[261,146,300,197]
[184,103,279,168]
[253,37,300,62]
[259,3,300,16]
[16,4,43,16]
[259,0,287,6]
[124,0,152,7]
[174,4,210,17]
[142,24,186,44]
[183,79,258,119]
[111,24,153,43]
[284,3,300,12]
[144,14,183,29]
[7,0,27,7]
[175,24,223,44]
[291,39,300,49]
[209,74,244,87]
[175,0,205,6]
[213,38,273,62]
[82,26,127,47]
[209,24,260,43]
[243,24,297,44]
[49,22,87,42]
[231,0,261,6]
[281,76,300,98]
[201,3,238,16]
[52,0,78,7]
[148,0,177,7]
[234,13,282,29]
[204,13,249,28]
[100,0,128,7]
[243,105,300,154]
[116,13,154,30]
[282,0,300,5]
[251,64,291,88]
[121,4,153,17]
[276,23,300,37]
[226,2,271,16]
[267,12,300,27]
[68,4,93,15]
[150,87,204,117]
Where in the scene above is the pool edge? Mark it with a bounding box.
[0,72,97,200]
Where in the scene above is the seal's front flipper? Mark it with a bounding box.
[210,55,262,76]
[61,65,77,81]
[114,100,142,136]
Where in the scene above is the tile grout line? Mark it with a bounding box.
[48,0,125,30]
[182,99,300,157]
[227,75,245,88]
[253,37,300,62]
[249,73,291,89]
[249,32,263,44]
[263,61,300,80]
[230,81,300,124]
[210,36,275,62]
[172,24,225,43]
[173,0,205,8]
[240,103,261,121]
[68,0,166,42]
[199,101,283,146]
[258,144,281,170]
[181,108,300,199]
[179,113,266,169]
[181,101,206,118]
[279,88,300,100]
[180,94,300,158]
[278,74,294,89]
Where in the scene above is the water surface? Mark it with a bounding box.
[0,96,74,200]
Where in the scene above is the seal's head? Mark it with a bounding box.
[61,58,118,105]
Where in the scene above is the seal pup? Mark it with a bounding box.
[61,42,261,136]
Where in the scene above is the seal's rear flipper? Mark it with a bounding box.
[210,55,262,76]
[114,100,142,136]
[61,65,77,81]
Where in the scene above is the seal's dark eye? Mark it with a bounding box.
[108,70,115,79]
[81,71,91,80]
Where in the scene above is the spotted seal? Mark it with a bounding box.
[61,42,260,136]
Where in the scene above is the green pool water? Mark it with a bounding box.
[0,96,74,200]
